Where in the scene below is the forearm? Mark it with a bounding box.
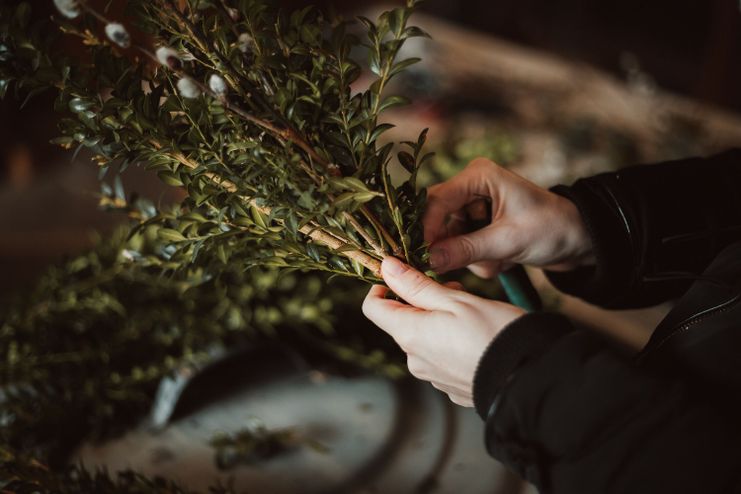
[474,314,741,493]
[547,149,741,308]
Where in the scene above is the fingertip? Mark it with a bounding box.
[362,284,387,317]
[381,261,455,311]
[366,284,388,298]
[381,256,409,280]
[468,156,495,170]
[443,281,465,291]
[429,244,450,273]
[467,261,502,279]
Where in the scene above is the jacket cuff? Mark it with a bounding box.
[473,312,574,419]
[545,182,635,307]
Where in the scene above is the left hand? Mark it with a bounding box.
[362,256,525,407]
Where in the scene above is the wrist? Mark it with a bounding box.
[549,195,595,271]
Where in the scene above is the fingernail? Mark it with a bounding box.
[382,256,408,277]
[429,247,448,270]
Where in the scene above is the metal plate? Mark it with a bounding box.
[76,369,522,493]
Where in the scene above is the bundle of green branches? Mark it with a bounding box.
[1,0,432,281]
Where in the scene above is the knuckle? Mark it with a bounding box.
[469,157,496,171]
[468,262,499,279]
[458,235,479,263]
[447,293,477,313]
[402,272,430,300]
[396,326,418,350]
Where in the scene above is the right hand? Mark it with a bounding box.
[424,158,595,278]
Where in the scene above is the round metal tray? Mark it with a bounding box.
[75,350,523,494]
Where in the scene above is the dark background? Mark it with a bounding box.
[422,0,741,111]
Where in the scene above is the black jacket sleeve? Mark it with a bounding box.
[546,149,741,308]
[473,313,741,494]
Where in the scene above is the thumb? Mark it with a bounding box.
[429,227,501,273]
[381,257,455,310]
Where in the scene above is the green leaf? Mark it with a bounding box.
[405,26,431,39]
[217,244,228,264]
[369,123,395,142]
[158,228,186,242]
[397,151,415,173]
[157,171,184,187]
[389,58,420,77]
[334,191,380,209]
[378,95,409,112]
[344,177,368,191]
[351,259,365,277]
[388,8,407,36]
[69,97,95,113]
[306,242,322,262]
[250,206,268,229]
[369,52,382,77]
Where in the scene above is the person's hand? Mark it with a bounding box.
[362,257,525,407]
[424,158,595,278]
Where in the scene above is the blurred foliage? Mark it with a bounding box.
[0,0,434,282]
[0,225,309,455]
[0,219,404,489]
[0,445,235,493]
[418,129,519,189]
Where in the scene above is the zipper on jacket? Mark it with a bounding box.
[641,292,741,359]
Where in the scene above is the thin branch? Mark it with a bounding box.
[342,211,384,257]
[294,158,385,256]
[361,205,403,256]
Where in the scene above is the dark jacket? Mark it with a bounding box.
[472,149,741,493]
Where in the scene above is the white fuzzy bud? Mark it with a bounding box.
[208,74,227,96]
[227,7,239,21]
[177,77,201,99]
[156,46,181,70]
[238,33,252,53]
[53,0,81,18]
[180,50,196,62]
[105,23,131,49]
